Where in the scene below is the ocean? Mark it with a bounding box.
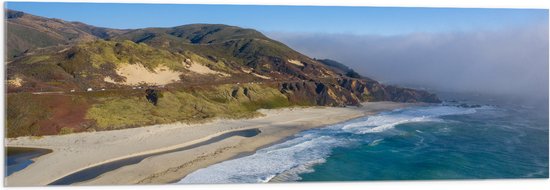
[178,95,549,183]
[5,147,51,176]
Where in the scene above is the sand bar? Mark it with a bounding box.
[5,102,417,186]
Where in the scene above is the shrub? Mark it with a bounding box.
[6,93,50,137]
[59,127,74,135]
[85,84,292,130]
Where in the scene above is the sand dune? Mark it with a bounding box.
[104,64,181,85]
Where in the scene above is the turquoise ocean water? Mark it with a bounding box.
[178,95,549,183]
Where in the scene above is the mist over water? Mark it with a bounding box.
[266,24,549,102]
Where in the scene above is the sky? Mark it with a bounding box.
[5,2,550,101]
[5,2,548,35]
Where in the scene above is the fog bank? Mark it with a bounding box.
[266,24,548,101]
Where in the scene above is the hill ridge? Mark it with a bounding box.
[5,9,441,137]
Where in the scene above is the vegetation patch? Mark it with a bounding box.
[70,40,186,70]
[59,127,74,135]
[84,84,291,130]
[6,93,51,137]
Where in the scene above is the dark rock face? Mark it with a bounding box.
[279,80,363,106]
[279,78,441,106]
[145,89,161,106]
[382,85,441,103]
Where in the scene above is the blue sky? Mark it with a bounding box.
[5,2,548,35]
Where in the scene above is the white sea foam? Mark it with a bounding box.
[177,105,480,184]
[368,139,384,146]
[341,106,477,134]
[179,135,346,183]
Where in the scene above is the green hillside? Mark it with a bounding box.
[5,9,441,137]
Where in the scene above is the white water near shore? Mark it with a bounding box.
[5,102,410,186]
[178,105,486,184]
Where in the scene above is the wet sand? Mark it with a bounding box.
[5,102,416,186]
[5,147,52,176]
[50,128,260,185]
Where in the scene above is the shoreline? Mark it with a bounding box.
[50,128,261,185]
[5,147,53,176]
[5,102,420,186]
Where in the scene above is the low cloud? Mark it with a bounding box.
[266,24,549,101]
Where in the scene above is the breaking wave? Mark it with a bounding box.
[177,105,481,184]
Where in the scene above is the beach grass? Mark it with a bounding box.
[6,93,51,137]
[86,83,290,129]
[5,82,294,137]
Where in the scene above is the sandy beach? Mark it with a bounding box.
[5,102,416,186]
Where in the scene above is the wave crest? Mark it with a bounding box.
[178,105,480,184]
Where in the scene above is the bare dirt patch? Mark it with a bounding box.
[252,73,271,79]
[7,77,24,87]
[186,62,230,77]
[35,95,90,135]
[104,64,182,85]
[288,59,304,67]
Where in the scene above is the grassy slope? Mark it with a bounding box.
[5,9,127,60]
[5,12,441,137]
[88,83,290,129]
[6,83,292,137]
[7,40,195,91]
[70,40,186,70]
[112,24,305,67]
[6,22,65,59]
[6,93,51,137]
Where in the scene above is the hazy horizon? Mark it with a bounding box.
[6,2,549,102]
[267,22,549,102]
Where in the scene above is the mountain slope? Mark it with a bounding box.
[316,58,363,78]
[5,10,440,137]
[5,9,127,59]
[111,24,339,81]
